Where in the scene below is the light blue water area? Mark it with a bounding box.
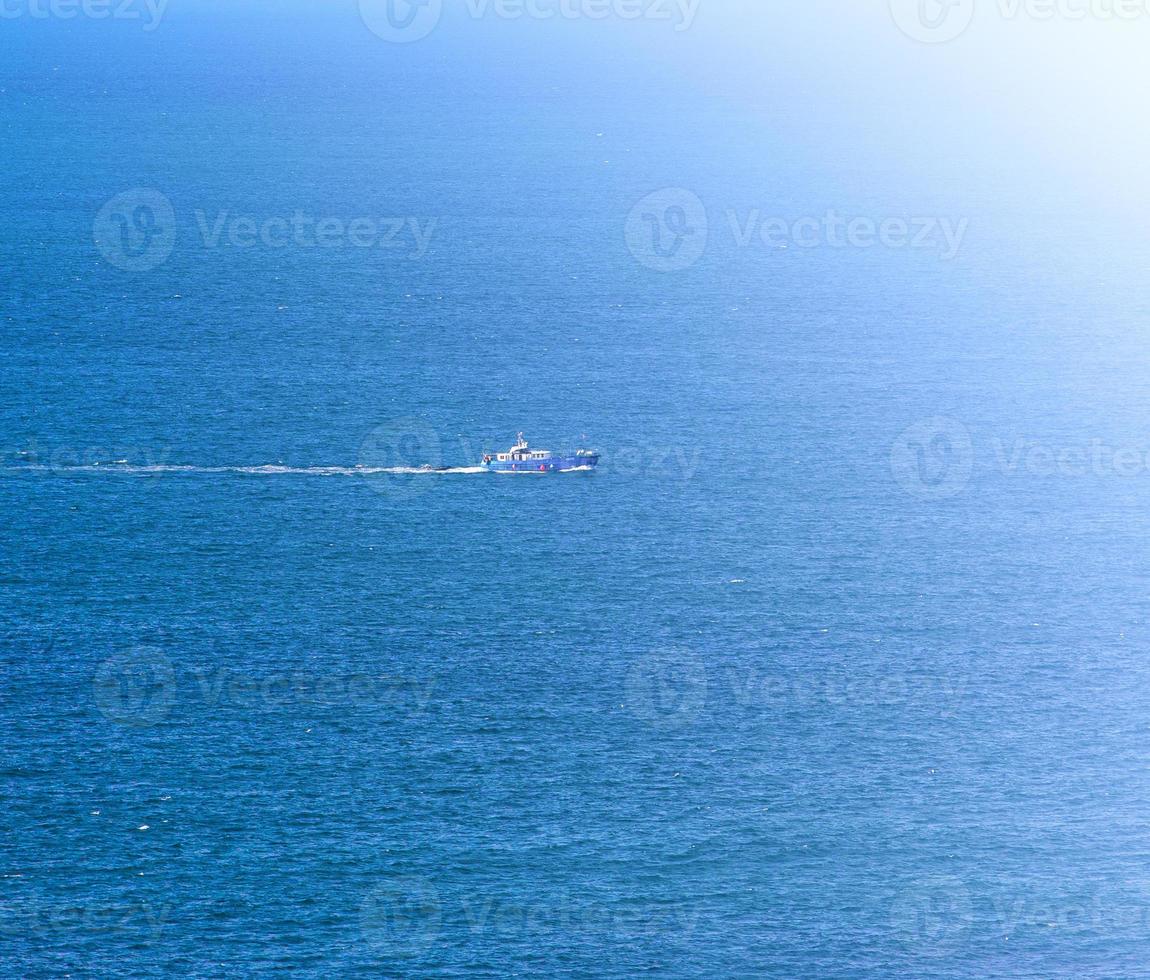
[5,3,1150,976]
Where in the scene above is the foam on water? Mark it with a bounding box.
[3,464,492,476]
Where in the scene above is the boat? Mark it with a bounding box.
[481,433,600,474]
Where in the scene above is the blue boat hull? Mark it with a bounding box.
[483,453,599,473]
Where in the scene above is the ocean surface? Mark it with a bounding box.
[5,3,1150,977]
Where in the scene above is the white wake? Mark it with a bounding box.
[7,463,491,476]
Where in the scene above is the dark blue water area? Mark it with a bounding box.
[6,4,1150,977]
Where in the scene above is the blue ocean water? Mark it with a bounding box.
[5,3,1150,976]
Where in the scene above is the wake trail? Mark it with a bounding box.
[5,464,491,476]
